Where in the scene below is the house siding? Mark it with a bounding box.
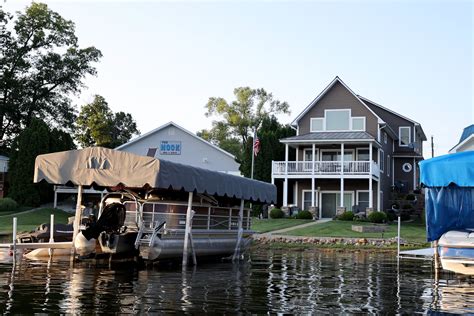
[119,124,240,173]
[364,99,422,155]
[298,82,379,138]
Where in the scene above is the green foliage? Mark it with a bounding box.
[202,87,292,180]
[405,194,416,201]
[0,198,18,213]
[368,211,387,223]
[8,119,75,206]
[386,211,397,222]
[0,3,102,146]
[76,95,139,148]
[337,211,355,221]
[296,210,313,219]
[402,204,414,210]
[270,208,285,219]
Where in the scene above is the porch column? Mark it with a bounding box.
[311,144,316,207]
[369,143,373,208]
[283,144,289,207]
[340,143,344,207]
[296,145,299,162]
[413,157,417,190]
[377,180,381,211]
[294,181,299,208]
[271,160,274,185]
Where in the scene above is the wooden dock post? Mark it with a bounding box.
[397,216,401,258]
[49,214,55,256]
[71,185,83,258]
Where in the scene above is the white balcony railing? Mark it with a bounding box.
[272,161,380,177]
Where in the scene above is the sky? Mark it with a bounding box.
[4,0,473,156]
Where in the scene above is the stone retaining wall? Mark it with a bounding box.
[253,233,402,247]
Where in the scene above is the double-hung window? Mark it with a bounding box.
[399,127,411,147]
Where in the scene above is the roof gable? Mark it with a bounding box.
[292,76,384,127]
[359,96,427,141]
[450,124,474,153]
[115,121,236,159]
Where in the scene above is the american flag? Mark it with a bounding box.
[253,132,261,156]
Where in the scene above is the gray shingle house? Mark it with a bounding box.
[271,77,426,218]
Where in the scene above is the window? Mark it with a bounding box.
[379,149,385,172]
[303,149,315,161]
[325,110,350,131]
[357,149,370,161]
[357,191,370,211]
[310,118,324,132]
[399,127,411,147]
[387,155,391,177]
[384,132,387,144]
[351,117,365,131]
[302,191,317,211]
[146,148,157,157]
[321,150,353,161]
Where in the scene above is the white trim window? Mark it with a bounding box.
[310,118,324,132]
[351,117,366,131]
[384,132,387,144]
[399,126,411,147]
[379,149,385,173]
[387,154,391,177]
[325,109,350,131]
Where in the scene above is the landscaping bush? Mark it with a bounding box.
[338,211,354,221]
[296,210,313,219]
[386,211,397,222]
[269,208,285,219]
[405,194,416,201]
[0,198,18,213]
[368,211,387,223]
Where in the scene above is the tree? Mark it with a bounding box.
[76,95,139,148]
[203,87,290,172]
[241,116,295,181]
[8,118,76,206]
[0,3,102,147]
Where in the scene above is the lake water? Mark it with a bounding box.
[0,247,473,314]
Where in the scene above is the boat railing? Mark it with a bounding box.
[129,201,252,233]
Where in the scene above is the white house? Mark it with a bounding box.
[449,124,474,153]
[116,121,241,175]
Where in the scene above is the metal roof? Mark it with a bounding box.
[449,124,474,152]
[281,131,375,142]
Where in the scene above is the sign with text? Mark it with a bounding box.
[160,141,182,155]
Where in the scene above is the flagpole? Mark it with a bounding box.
[250,127,255,180]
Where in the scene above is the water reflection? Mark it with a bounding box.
[0,248,473,314]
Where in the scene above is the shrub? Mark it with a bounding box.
[386,211,397,222]
[406,194,416,201]
[368,211,387,223]
[270,208,285,219]
[0,198,18,213]
[338,211,354,221]
[402,204,414,210]
[296,210,313,219]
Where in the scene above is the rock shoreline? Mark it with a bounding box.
[252,233,403,247]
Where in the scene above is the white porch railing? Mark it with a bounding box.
[273,161,380,176]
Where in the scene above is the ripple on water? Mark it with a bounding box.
[0,248,473,314]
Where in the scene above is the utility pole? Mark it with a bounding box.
[431,135,435,158]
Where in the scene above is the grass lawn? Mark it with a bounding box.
[284,220,427,244]
[0,208,72,233]
[251,218,312,233]
[0,206,33,217]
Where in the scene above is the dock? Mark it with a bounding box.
[399,247,434,261]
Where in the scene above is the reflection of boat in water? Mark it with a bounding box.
[33,147,275,264]
[438,230,474,275]
[420,151,474,275]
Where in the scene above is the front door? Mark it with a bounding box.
[321,192,353,218]
[321,193,337,218]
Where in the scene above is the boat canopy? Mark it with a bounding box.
[34,147,276,203]
[419,151,474,241]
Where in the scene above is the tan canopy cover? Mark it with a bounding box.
[34,147,276,203]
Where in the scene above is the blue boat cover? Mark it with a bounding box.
[419,151,474,187]
[420,151,474,241]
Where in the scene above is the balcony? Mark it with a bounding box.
[272,161,380,178]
